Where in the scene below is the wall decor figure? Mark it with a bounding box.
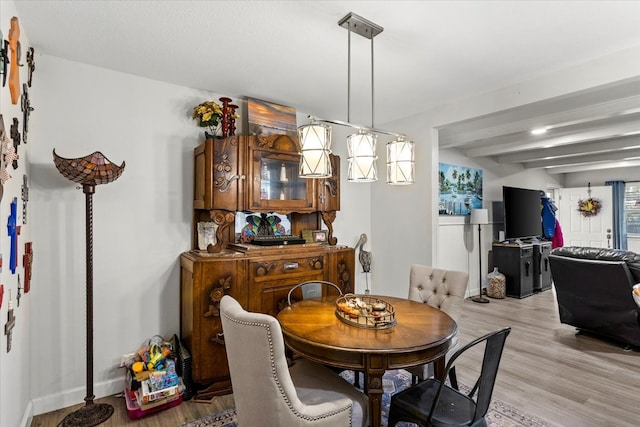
[26,46,34,87]
[21,83,34,143]
[0,115,7,200]
[8,17,22,105]
[0,29,8,87]
[21,174,28,223]
[1,132,17,184]
[4,291,15,352]
[16,275,22,307]
[23,242,32,293]
[438,162,483,216]
[7,197,20,274]
[10,117,20,169]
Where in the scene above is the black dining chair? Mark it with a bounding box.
[388,327,511,427]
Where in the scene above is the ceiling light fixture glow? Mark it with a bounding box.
[531,127,550,135]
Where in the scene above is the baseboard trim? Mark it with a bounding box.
[19,400,33,427]
[31,376,124,416]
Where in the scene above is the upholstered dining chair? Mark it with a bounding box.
[220,295,368,427]
[388,327,511,427]
[406,264,469,386]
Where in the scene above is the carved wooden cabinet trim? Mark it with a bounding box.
[193,134,342,250]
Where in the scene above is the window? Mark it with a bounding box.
[624,182,640,234]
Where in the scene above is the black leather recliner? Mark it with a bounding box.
[549,246,640,347]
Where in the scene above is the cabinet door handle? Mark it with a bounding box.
[284,263,299,270]
[218,175,240,192]
[324,181,337,197]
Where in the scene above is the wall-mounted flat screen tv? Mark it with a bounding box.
[503,186,542,240]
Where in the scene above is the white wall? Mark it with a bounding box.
[0,3,33,426]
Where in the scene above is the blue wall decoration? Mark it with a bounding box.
[438,163,483,215]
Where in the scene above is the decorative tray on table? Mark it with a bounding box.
[335,294,396,329]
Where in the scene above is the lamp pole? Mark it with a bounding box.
[470,209,490,303]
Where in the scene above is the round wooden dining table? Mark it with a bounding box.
[277,295,457,427]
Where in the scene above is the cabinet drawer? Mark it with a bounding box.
[249,255,325,282]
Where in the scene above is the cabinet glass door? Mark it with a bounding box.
[259,158,306,201]
[250,150,315,211]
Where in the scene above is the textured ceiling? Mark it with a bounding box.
[12,0,640,173]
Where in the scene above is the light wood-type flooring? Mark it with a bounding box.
[30,289,640,427]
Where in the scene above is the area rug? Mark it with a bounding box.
[180,369,555,427]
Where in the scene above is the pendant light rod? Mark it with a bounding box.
[371,35,375,128]
[347,20,351,123]
[306,115,405,138]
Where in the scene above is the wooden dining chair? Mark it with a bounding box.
[287,280,343,305]
[220,295,368,427]
[388,327,511,427]
[285,280,362,386]
[406,264,469,386]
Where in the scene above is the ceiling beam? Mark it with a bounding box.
[525,146,640,169]
[496,135,640,163]
[463,119,640,157]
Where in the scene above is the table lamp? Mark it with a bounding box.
[470,208,490,304]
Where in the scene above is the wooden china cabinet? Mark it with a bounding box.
[181,134,354,397]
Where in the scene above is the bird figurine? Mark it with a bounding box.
[354,233,372,273]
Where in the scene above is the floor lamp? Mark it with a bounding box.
[470,208,490,303]
[53,150,125,427]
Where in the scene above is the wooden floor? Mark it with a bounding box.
[31,288,640,427]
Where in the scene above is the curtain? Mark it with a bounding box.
[605,180,626,250]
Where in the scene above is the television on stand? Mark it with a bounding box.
[502,186,542,242]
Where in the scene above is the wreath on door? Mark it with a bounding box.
[577,197,602,217]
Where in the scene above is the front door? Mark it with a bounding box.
[557,186,613,248]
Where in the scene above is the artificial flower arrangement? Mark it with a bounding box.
[192,100,224,136]
[577,197,602,217]
[192,98,240,138]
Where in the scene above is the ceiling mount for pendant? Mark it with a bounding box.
[338,12,384,40]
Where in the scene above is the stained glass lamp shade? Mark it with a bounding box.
[53,150,125,187]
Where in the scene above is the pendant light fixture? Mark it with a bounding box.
[297,12,414,185]
[387,136,415,184]
[298,119,332,178]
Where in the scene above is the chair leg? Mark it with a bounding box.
[411,374,418,385]
[448,366,458,390]
[354,370,360,387]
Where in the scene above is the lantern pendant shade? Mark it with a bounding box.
[298,122,332,178]
[347,130,378,182]
[387,137,415,185]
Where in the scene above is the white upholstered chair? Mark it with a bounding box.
[220,295,368,427]
[406,264,469,385]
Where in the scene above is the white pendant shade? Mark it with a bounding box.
[347,131,378,182]
[298,122,332,178]
[387,137,415,185]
